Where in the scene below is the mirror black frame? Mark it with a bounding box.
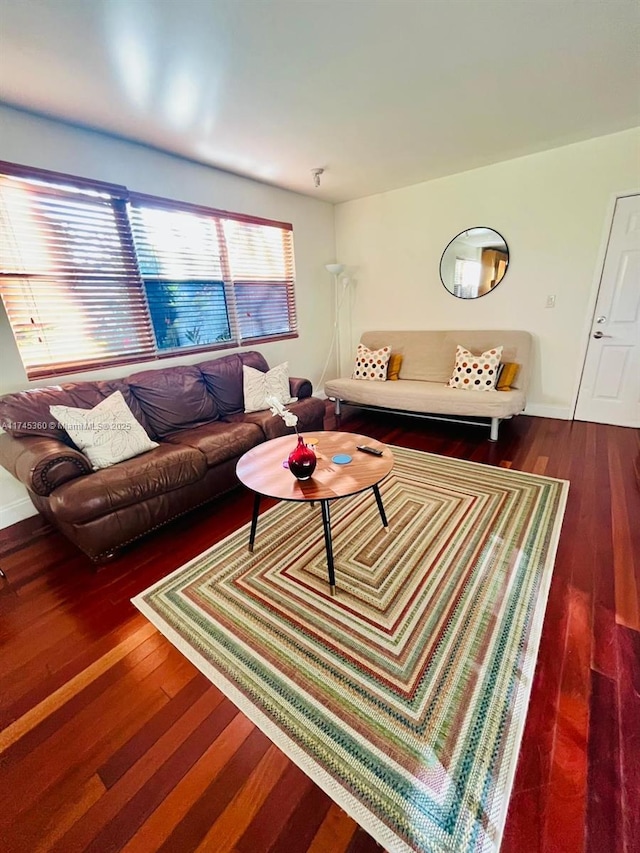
[439,227,509,299]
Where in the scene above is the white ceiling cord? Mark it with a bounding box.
[311,168,324,188]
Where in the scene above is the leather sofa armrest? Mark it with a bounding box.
[0,432,92,497]
[289,377,313,399]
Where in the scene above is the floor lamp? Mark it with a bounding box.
[325,263,346,375]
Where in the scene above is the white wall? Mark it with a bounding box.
[0,105,337,525]
[335,127,640,419]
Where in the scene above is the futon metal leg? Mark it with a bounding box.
[249,492,261,552]
[490,417,500,442]
[372,484,388,528]
[320,499,337,595]
[334,398,341,416]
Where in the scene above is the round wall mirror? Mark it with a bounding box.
[440,227,509,299]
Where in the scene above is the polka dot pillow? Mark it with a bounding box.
[447,345,503,391]
[352,343,391,381]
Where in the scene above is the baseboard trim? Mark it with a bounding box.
[0,497,38,530]
[524,404,573,420]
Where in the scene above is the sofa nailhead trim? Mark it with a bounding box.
[40,456,91,495]
[90,484,237,562]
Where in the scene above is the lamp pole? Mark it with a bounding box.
[325,264,345,375]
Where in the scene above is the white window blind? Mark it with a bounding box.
[0,168,154,378]
[453,257,481,298]
[129,194,298,348]
[223,219,296,343]
[128,199,234,352]
[0,162,298,380]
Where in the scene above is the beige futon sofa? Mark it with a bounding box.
[324,330,532,441]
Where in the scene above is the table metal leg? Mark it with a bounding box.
[248,492,261,552]
[372,484,389,528]
[320,499,337,595]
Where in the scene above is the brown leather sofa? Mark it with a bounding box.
[0,351,325,562]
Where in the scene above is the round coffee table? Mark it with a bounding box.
[236,431,394,594]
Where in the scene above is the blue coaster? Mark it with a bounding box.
[332,454,352,465]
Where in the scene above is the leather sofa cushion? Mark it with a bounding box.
[225,396,326,440]
[0,351,306,443]
[163,420,263,467]
[0,386,78,442]
[199,351,269,416]
[83,380,156,438]
[127,365,219,437]
[0,380,155,442]
[62,380,156,440]
[49,443,207,524]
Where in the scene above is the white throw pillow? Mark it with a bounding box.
[447,345,503,391]
[50,391,158,470]
[243,362,297,413]
[352,343,391,381]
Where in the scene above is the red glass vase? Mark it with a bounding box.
[287,435,317,480]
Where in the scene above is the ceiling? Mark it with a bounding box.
[0,0,638,203]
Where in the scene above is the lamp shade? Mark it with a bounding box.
[325,263,345,276]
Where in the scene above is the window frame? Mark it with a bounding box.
[453,256,482,299]
[130,192,298,349]
[0,161,298,380]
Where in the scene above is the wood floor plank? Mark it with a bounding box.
[590,426,618,681]
[345,825,384,852]
[537,423,596,853]
[97,672,211,788]
[152,728,271,853]
[45,689,230,850]
[541,587,592,853]
[158,655,202,699]
[0,629,171,776]
[193,745,291,852]
[532,455,549,475]
[34,774,106,853]
[234,762,316,853]
[307,803,359,853]
[500,784,548,853]
[585,670,623,852]
[267,784,334,853]
[615,624,640,853]
[1,614,148,723]
[49,685,230,852]
[0,656,179,848]
[608,440,640,631]
[0,620,157,750]
[119,713,255,853]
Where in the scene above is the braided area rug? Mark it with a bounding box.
[133,446,568,853]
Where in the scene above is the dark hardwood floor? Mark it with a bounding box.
[1,407,638,853]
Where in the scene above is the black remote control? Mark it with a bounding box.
[356,445,383,456]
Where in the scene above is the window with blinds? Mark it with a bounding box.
[453,257,481,299]
[223,218,296,343]
[128,199,233,352]
[0,169,155,378]
[0,162,298,379]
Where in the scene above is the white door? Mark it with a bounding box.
[575,194,640,427]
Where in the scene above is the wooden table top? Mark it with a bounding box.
[236,431,394,502]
